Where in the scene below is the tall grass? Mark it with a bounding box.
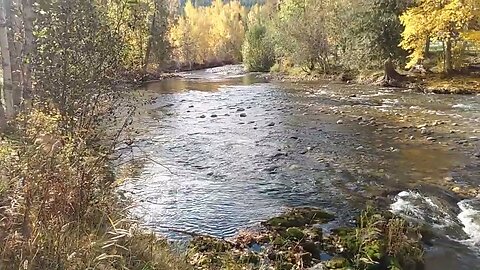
[0,109,190,270]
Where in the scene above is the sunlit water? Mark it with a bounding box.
[120,65,480,269]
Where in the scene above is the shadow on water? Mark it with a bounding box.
[120,65,480,270]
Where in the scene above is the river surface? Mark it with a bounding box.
[119,65,480,270]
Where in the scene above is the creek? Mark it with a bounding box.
[120,65,480,269]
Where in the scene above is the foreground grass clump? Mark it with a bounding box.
[329,208,424,270]
[187,207,424,270]
[0,110,189,270]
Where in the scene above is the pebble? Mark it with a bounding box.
[267,122,275,127]
[189,105,194,108]
[420,127,432,135]
[211,114,217,118]
[239,113,247,117]
[237,108,245,112]
[356,146,364,150]
[452,123,459,126]
[199,114,206,118]
[336,119,344,124]
[426,137,436,142]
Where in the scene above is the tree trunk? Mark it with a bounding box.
[424,37,430,59]
[143,3,157,73]
[383,58,406,87]
[0,97,5,130]
[22,0,34,101]
[0,0,14,117]
[444,39,453,74]
[8,0,23,108]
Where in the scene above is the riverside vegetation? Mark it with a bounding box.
[0,0,476,269]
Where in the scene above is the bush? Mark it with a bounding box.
[242,24,275,72]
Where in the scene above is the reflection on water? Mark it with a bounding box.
[120,66,480,270]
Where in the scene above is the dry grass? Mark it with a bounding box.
[0,110,191,270]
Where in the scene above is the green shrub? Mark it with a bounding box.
[242,24,275,72]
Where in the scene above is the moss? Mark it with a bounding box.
[285,227,305,240]
[325,256,349,269]
[264,207,335,229]
[186,207,423,270]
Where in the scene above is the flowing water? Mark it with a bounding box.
[120,65,480,269]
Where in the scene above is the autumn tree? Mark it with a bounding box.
[400,0,477,73]
[169,0,246,67]
[33,0,124,128]
[102,0,170,70]
[272,0,329,71]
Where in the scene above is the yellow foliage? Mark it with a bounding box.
[400,0,477,69]
[169,0,246,65]
[102,0,156,68]
[462,30,480,43]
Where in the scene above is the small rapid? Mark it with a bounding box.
[458,199,480,247]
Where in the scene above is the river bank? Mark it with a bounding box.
[262,67,480,95]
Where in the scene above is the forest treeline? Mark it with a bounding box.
[2,0,480,126]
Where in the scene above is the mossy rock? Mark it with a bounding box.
[325,256,348,269]
[189,236,232,253]
[286,227,305,240]
[331,227,355,237]
[305,226,323,241]
[265,207,335,229]
[274,262,295,270]
[300,241,321,259]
